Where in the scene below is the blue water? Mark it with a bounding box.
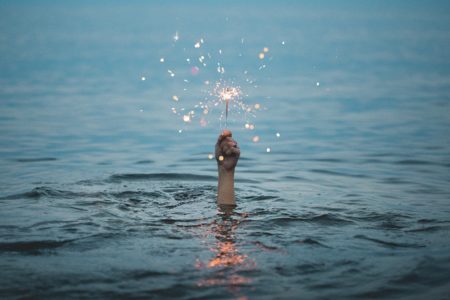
[1,1,450,299]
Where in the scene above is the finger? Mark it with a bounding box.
[226,145,240,156]
[220,137,235,152]
[217,130,232,143]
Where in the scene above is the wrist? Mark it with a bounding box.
[218,164,235,176]
[217,165,236,206]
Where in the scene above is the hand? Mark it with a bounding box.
[215,130,240,172]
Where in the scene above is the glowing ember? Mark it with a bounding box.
[172,95,179,101]
[218,155,224,161]
[183,115,191,122]
[208,154,214,160]
[263,47,269,52]
[254,103,260,109]
[220,87,240,101]
[252,136,260,143]
[259,53,265,59]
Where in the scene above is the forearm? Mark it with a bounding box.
[217,166,236,206]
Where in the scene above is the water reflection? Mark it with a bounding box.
[196,205,255,298]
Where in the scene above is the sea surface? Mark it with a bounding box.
[1,1,450,299]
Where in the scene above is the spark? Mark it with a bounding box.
[316,81,320,86]
[160,58,165,63]
[266,147,271,153]
[173,31,179,42]
[141,76,146,81]
[254,103,260,109]
[168,70,175,77]
[218,155,224,161]
[183,115,191,122]
[172,95,179,101]
[219,86,240,127]
[263,47,269,53]
[276,132,280,137]
[259,53,265,59]
[208,154,214,160]
[252,136,260,143]
[194,42,201,48]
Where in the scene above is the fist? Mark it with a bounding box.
[215,130,240,171]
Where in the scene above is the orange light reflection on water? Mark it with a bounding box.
[196,207,254,298]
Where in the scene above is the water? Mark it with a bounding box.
[1,1,450,299]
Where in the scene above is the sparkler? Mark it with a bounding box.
[151,32,282,152]
[219,86,240,128]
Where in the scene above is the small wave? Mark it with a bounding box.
[252,241,279,251]
[14,157,57,163]
[135,160,155,164]
[406,226,445,233]
[309,169,370,178]
[0,187,108,200]
[306,158,346,163]
[0,239,73,253]
[348,211,411,222]
[395,159,434,166]
[108,173,217,182]
[269,213,354,226]
[242,195,279,201]
[308,213,354,225]
[381,177,413,184]
[295,238,330,248]
[354,235,424,248]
